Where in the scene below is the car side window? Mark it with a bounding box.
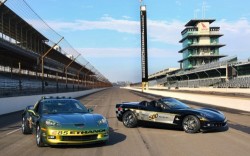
[160,103,169,110]
[146,101,161,111]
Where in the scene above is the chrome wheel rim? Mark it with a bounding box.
[21,117,25,132]
[183,117,197,131]
[124,114,135,126]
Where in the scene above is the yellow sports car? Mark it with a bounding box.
[22,96,109,147]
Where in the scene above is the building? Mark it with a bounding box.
[178,19,226,70]
[146,18,250,89]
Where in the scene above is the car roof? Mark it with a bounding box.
[41,96,73,100]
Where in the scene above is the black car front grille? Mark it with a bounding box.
[212,122,226,127]
[61,135,98,141]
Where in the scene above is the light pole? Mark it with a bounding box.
[140,2,148,91]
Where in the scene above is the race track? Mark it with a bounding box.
[0,88,250,156]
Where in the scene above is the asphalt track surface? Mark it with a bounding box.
[0,87,250,156]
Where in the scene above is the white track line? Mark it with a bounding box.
[5,128,21,136]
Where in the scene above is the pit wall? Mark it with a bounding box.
[0,88,106,115]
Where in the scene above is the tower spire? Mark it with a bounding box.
[202,1,207,19]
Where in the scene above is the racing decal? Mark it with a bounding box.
[116,107,177,124]
[136,110,177,124]
[116,107,128,117]
[51,129,106,135]
[149,113,158,120]
[156,113,176,124]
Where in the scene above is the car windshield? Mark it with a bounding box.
[41,99,89,114]
[160,98,190,109]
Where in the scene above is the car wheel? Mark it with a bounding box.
[182,115,200,133]
[99,140,108,146]
[21,116,32,134]
[122,111,138,128]
[36,125,45,147]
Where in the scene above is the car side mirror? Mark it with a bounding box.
[27,109,39,117]
[88,107,94,113]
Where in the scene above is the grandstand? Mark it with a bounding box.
[0,1,111,97]
[147,55,250,89]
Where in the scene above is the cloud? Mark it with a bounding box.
[147,20,183,45]
[216,19,250,59]
[122,15,131,19]
[217,19,250,34]
[48,16,139,34]
[79,48,139,58]
[77,48,177,58]
[47,15,184,45]
[45,16,250,59]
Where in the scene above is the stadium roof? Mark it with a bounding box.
[1,5,48,41]
[0,4,96,78]
[148,68,179,79]
[179,33,223,43]
[178,44,226,53]
[178,55,227,62]
[185,19,216,26]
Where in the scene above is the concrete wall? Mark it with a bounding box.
[124,87,250,112]
[0,88,106,115]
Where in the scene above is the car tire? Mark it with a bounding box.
[182,115,200,133]
[100,140,108,146]
[21,115,32,134]
[122,111,138,128]
[36,125,45,147]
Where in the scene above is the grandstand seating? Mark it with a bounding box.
[164,78,222,88]
[157,76,250,89]
[216,76,250,88]
[175,56,237,76]
[148,55,250,89]
[0,4,111,98]
[0,72,90,97]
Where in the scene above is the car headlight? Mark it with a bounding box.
[45,119,60,127]
[97,118,107,125]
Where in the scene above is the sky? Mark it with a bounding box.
[21,0,250,82]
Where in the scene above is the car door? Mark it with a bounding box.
[138,101,162,122]
[155,104,178,124]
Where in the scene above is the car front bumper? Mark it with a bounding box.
[200,119,228,131]
[41,127,109,145]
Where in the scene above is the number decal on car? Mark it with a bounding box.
[149,113,158,120]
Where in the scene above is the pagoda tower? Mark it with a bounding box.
[178,19,226,70]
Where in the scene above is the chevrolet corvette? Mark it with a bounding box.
[116,97,227,133]
[22,96,109,147]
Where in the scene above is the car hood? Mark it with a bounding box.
[122,102,140,105]
[43,113,105,127]
[193,108,226,121]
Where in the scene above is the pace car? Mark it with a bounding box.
[116,97,227,133]
[22,97,109,147]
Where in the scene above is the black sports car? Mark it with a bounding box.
[115,97,227,133]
